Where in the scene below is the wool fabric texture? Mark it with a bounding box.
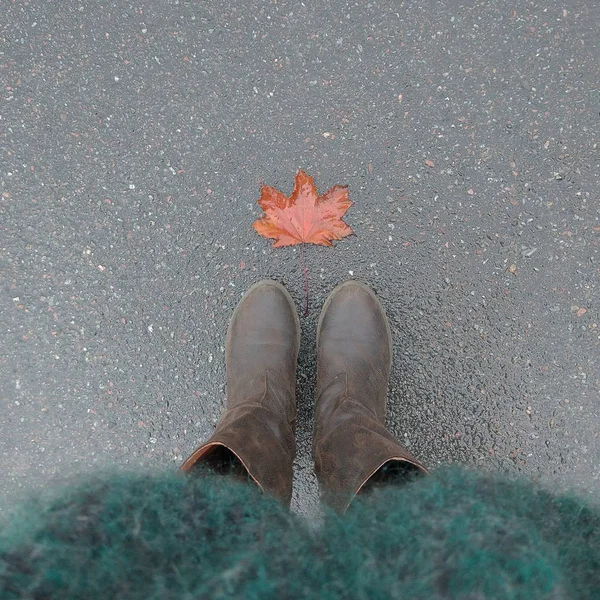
[1,467,598,599]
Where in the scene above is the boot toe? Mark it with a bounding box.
[317,280,392,366]
[226,280,300,408]
[228,280,300,354]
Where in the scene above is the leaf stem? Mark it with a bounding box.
[301,242,309,316]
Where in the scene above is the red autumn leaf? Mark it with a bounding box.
[253,170,353,247]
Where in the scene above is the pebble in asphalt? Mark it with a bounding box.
[1,1,599,517]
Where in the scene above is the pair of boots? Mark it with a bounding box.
[180,280,427,513]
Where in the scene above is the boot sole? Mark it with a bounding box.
[316,280,393,372]
[227,279,301,357]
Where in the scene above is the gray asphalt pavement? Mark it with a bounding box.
[1,0,599,516]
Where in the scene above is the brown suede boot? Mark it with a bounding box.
[313,281,428,513]
[180,280,300,506]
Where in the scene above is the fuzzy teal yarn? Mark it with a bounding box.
[1,467,598,599]
[327,467,600,599]
[0,471,315,599]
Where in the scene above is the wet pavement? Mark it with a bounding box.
[1,0,599,515]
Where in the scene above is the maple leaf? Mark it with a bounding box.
[252,170,354,316]
[253,170,353,247]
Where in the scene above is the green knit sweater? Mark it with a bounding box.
[0,467,598,599]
